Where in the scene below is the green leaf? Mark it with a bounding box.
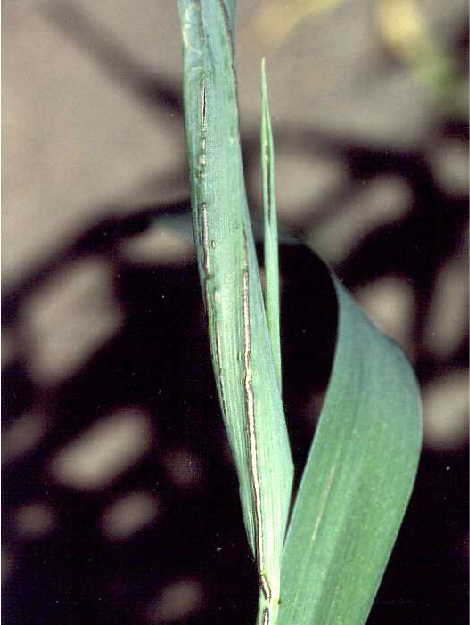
[178,3,422,625]
[178,2,293,623]
[261,59,282,394]
[277,269,422,625]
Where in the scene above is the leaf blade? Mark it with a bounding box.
[277,268,422,625]
[261,59,282,394]
[178,2,293,622]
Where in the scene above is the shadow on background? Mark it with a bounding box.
[2,4,469,625]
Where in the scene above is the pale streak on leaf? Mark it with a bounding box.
[242,236,272,611]
[311,466,336,543]
[200,202,211,276]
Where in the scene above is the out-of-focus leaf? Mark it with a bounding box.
[250,0,351,49]
[376,0,460,106]
[277,267,422,625]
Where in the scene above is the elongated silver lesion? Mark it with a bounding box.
[201,77,207,132]
[210,315,227,413]
[262,607,269,625]
[242,235,273,618]
[200,78,207,170]
[200,201,211,277]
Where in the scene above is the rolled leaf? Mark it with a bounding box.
[178,2,293,623]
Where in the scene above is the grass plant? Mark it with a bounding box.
[177,2,422,624]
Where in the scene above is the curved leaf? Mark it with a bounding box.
[277,268,422,625]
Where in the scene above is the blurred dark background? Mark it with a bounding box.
[2,1,468,624]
